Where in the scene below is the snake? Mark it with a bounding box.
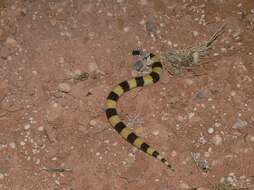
[105,50,174,171]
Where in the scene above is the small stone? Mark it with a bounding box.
[214,122,222,128]
[236,3,242,7]
[179,182,190,189]
[0,173,4,180]
[246,134,254,143]
[211,134,223,146]
[193,30,199,37]
[125,153,136,164]
[204,151,210,158]
[95,152,100,156]
[32,70,38,75]
[123,26,130,32]
[171,150,177,157]
[38,126,44,131]
[207,127,215,134]
[58,83,71,93]
[89,119,97,127]
[9,142,16,149]
[24,124,31,130]
[88,62,98,72]
[152,130,159,136]
[5,37,18,48]
[232,118,248,129]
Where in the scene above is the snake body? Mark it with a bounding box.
[105,50,173,170]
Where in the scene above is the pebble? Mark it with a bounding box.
[5,37,18,48]
[214,122,222,128]
[24,124,31,130]
[125,153,136,164]
[0,173,4,180]
[207,127,215,134]
[123,26,130,32]
[9,142,16,149]
[89,119,97,127]
[245,134,254,143]
[192,30,199,37]
[152,130,159,136]
[179,182,190,189]
[232,118,248,129]
[204,151,210,158]
[38,126,44,131]
[210,134,223,146]
[88,62,98,72]
[171,150,177,157]
[230,90,236,96]
[58,83,71,93]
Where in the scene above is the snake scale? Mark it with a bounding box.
[105,50,174,171]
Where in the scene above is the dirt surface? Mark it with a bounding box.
[0,0,254,190]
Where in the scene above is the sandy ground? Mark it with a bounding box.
[0,0,254,190]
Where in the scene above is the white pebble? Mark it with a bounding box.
[204,151,210,158]
[96,152,100,156]
[179,182,190,189]
[214,122,222,128]
[207,127,215,134]
[171,150,177,157]
[152,130,159,136]
[123,26,130,32]
[38,126,44,131]
[192,31,199,37]
[89,119,97,126]
[246,134,254,143]
[24,124,31,130]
